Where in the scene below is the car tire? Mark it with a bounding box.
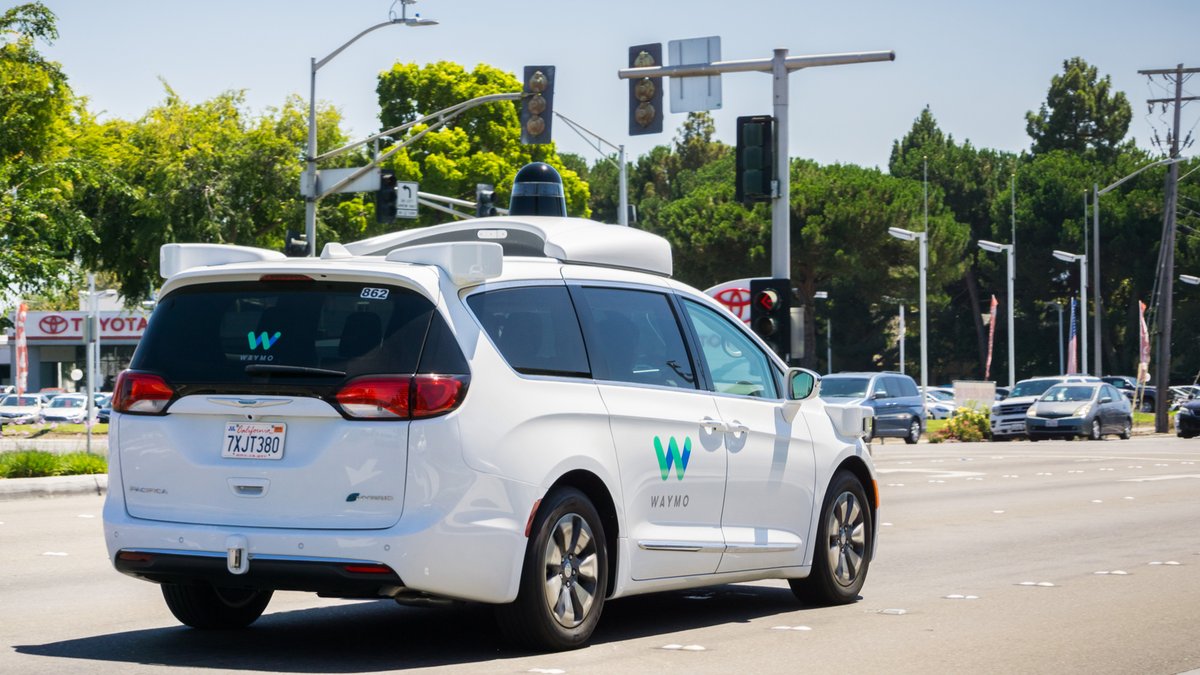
[161,583,272,629]
[790,470,872,606]
[1141,399,1154,413]
[1029,435,1040,442]
[496,487,608,652]
[1088,419,1102,441]
[1119,418,1132,440]
[903,418,921,445]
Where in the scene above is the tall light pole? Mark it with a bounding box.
[304,1,437,256]
[1045,301,1064,375]
[1091,156,1187,375]
[978,240,1015,388]
[814,291,830,372]
[1053,250,1088,374]
[889,226,927,416]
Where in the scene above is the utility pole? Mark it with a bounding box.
[1140,63,1200,432]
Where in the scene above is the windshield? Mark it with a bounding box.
[49,397,84,409]
[1039,385,1097,403]
[928,390,954,401]
[2,395,39,406]
[1009,380,1058,398]
[821,377,870,398]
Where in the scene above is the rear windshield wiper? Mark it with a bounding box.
[244,365,346,378]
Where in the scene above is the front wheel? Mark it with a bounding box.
[496,487,608,651]
[161,584,272,629]
[903,418,921,445]
[791,471,872,605]
[1088,419,1102,441]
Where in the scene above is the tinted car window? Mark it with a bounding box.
[573,287,696,389]
[894,376,919,397]
[132,280,453,392]
[1009,379,1059,398]
[822,377,870,398]
[467,286,590,378]
[682,300,778,398]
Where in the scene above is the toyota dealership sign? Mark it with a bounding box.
[22,311,150,341]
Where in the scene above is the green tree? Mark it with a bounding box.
[376,61,588,221]
[1026,57,1132,160]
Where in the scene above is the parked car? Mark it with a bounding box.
[1170,385,1200,409]
[821,372,925,443]
[102,212,878,651]
[924,390,956,419]
[990,375,1101,440]
[1025,382,1132,441]
[1101,375,1156,412]
[0,394,44,425]
[40,393,91,424]
[1176,397,1200,438]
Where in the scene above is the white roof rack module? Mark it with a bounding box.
[160,243,286,278]
[345,216,674,276]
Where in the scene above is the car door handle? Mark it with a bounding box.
[726,420,749,436]
[699,417,727,432]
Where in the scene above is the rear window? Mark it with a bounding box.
[821,377,869,398]
[131,280,465,393]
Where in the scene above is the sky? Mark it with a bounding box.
[25,0,1200,172]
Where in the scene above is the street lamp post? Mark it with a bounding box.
[1090,156,1187,375]
[978,240,1015,388]
[814,291,830,372]
[303,1,437,256]
[889,226,928,417]
[1053,250,1088,374]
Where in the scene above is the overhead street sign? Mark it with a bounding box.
[396,181,419,219]
[669,36,722,113]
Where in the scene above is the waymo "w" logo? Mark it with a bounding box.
[654,436,692,481]
[247,331,281,350]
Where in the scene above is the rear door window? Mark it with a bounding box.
[132,280,460,394]
[571,287,697,390]
[467,286,590,378]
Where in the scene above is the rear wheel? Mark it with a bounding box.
[791,471,872,605]
[1119,418,1132,440]
[496,487,608,651]
[903,418,921,445]
[161,583,272,629]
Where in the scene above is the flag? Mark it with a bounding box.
[1137,300,1151,384]
[1066,297,1078,374]
[15,302,28,395]
[985,295,999,380]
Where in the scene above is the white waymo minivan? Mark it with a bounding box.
[103,216,877,651]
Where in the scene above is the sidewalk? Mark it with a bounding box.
[0,473,107,501]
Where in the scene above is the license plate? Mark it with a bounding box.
[223,421,286,460]
[1046,419,1058,427]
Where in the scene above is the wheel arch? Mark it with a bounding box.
[544,469,620,599]
[835,455,878,521]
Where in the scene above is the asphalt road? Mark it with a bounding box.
[2,435,1199,674]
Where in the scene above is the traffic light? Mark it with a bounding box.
[376,169,397,224]
[750,278,792,360]
[283,229,308,257]
[475,183,497,218]
[519,66,555,145]
[628,43,663,136]
[736,115,774,203]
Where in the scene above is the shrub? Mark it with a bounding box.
[57,452,108,475]
[930,408,991,443]
[0,450,62,478]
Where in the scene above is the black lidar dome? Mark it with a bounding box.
[509,162,567,217]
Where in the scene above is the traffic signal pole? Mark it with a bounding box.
[618,49,894,278]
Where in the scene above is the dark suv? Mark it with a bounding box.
[1101,375,1156,412]
[820,372,926,444]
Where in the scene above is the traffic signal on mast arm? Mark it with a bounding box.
[736,115,774,203]
[750,278,792,360]
[520,66,555,145]
[475,183,497,218]
[376,169,397,224]
[628,43,663,135]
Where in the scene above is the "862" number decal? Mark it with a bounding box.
[360,287,389,300]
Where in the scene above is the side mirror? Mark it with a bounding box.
[786,368,820,401]
[1100,396,1112,404]
[872,391,887,400]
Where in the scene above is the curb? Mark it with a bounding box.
[0,474,108,501]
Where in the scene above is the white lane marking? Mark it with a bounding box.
[1017,581,1056,587]
[77,514,95,519]
[771,625,813,631]
[878,608,908,615]
[943,594,980,600]
[992,510,1006,514]
[1149,561,1182,566]
[1091,500,1104,504]
[876,469,986,479]
[1094,570,1130,575]
[42,552,68,557]
[529,669,566,674]
[885,483,905,487]
[881,522,894,527]
[1120,474,1200,483]
[661,644,706,651]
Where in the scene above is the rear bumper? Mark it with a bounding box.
[1177,413,1200,435]
[114,549,403,598]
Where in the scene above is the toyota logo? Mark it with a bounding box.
[39,315,69,334]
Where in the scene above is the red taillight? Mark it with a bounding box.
[335,375,467,420]
[343,563,394,575]
[336,377,411,419]
[412,375,467,419]
[259,274,313,281]
[112,371,175,415]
